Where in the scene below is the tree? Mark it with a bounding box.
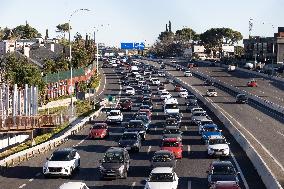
[43,59,56,74]
[13,23,41,39]
[56,23,71,39]
[169,21,172,33]
[3,53,45,91]
[158,31,174,41]
[175,28,199,41]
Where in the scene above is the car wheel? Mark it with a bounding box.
[77,159,81,169]
[69,167,74,178]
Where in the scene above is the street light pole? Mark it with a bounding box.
[68,8,90,116]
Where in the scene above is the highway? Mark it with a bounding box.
[145,59,284,187]
[179,61,284,108]
[0,66,266,189]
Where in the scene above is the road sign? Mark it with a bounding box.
[121,42,145,50]
[121,43,134,49]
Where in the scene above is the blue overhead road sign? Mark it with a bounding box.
[134,42,145,50]
[121,43,134,49]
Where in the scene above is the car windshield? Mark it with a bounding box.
[129,121,144,128]
[149,173,174,182]
[140,105,149,109]
[92,124,106,129]
[209,138,226,145]
[165,104,178,109]
[204,127,218,132]
[212,164,236,175]
[121,133,137,140]
[103,152,124,163]
[166,119,177,124]
[194,113,206,116]
[208,89,215,92]
[164,129,180,134]
[153,154,173,162]
[162,92,169,95]
[238,95,247,99]
[109,111,120,116]
[50,151,71,161]
[162,141,179,147]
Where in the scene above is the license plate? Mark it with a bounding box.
[126,147,131,150]
[215,152,222,155]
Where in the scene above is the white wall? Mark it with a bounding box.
[0,134,29,150]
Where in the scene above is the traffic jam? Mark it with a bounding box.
[44,58,243,189]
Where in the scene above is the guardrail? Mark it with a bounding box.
[0,106,103,173]
[164,61,284,120]
[172,76,283,189]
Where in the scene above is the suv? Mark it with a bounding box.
[118,132,141,152]
[99,147,130,179]
[106,110,123,123]
[118,98,132,111]
[125,120,147,140]
[207,136,230,157]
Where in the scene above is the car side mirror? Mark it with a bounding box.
[237,172,240,175]
[46,157,49,160]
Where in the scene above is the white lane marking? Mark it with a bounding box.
[131,182,136,189]
[74,136,88,147]
[96,70,106,97]
[231,151,249,189]
[35,173,41,177]
[147,146,152,154]
[19,184,26,189]
[188,181,192,189]
[187,145,191,153]
[28,178,34,182]
[277,131,284,137]
[185,126,188,131]
[154,126,157,131]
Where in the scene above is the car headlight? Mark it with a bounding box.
[99,165,106,171]
[118,165,124,173]
[224,147,229,151]
[134,142,139,146]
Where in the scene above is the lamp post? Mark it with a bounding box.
[68,8,90,116]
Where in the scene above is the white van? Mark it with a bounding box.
[164,98,179,114]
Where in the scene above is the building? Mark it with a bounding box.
[0,40,16,55]
[243,27,284,63]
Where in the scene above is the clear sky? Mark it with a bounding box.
[0,0,283,47]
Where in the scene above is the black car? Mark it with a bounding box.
[125,120,147,140]
[204,79,214,86]
[175,65,182,71]
[236,94,248,104]
[207,161,240,187]
[150,150,176,169]
[118,132,141,152]
[142,101,153,110]
[164,118,180,128]
[162,126,183,141]
[160,64,166,69]
[165,113,182,124]
[99,147,130,179]
[186,99,199,110]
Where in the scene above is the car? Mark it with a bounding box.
[165,77,174,84]
[43,148,80,177]
[247,79,258,87]
[144,70,152,76]
[158,86,167,95]
[165,113,182,124]
[198,122,215,134]
[150,150,176,169]
[190,107,204,114]
[135,114,151,131]
[58,182,89,189]
[125,86,135,95]
[118,132,141,152]
[209,181,241,189]
[186,94,197,101]
[125,120,147,140]
[179,88,188,98]
[88,123,109,139]
[207,88,218,97]
[184,70,192,77]
[139,109,152,120]
[164,101,179,115]
[99,147,130,179]
[191,111,209,124]
[160,64,166,69]
[152,78,161,85]
[158,70,166,77]
[144,167,179,189]
[207,136,230,157]
[204,79,214,86]
[175,65,182,71]
[160,91,172,100]
[142,101,153,110]
[140,104,151,111]
[117,98,132,111]
[201,124,222,144]
[174,84,182,92]
[160,138,183,159]
[106,109,123,123]
[162,126,183,141]
[164,118,180,128]
[207,161,240,187]
[236,94,248,104]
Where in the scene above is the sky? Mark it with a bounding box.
[0,0,283,47]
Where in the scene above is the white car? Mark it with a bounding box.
[191,111,210,124]
[179,88,188,98]
[184,71,192,77]
[43,148,80,177]
[107,109,123,123]
[158,86,167,95]
[206,88,217,97]
[164,100,179,115]
[161,91,172,100]
[158,71,165,77]
[190,107,204,114]
[58,182,89,189]
[125,87,135,95]
[207,136,230,156]
[152,78,161,85]
[144,167,179,189]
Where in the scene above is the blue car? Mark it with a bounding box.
[135,115,151,132]
[201,124,222,144]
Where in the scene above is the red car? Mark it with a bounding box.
[174,84,182,92]
[117,98,132,111]
[89,123,109,139]
[247,80,257,87]
[161,138,183,159]
[210,181,241,189]
[139,109,152,120]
